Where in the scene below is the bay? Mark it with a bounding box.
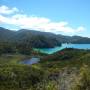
[35,44,90,54]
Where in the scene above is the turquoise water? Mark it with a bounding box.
[36,44,90,54]
[21,44,90,65]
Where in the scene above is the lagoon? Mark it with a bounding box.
[20,57,40,65]
[21,44,90,65]
[36,44,90,54]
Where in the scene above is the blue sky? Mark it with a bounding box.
[0,0,90,37]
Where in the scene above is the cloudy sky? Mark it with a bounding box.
[0,0,90,37]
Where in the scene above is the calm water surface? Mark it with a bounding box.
[36,44,90,54]
[20,57,40,65]
[21,44,90,65]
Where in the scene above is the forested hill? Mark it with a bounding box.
[0,27,61,48]
[0,27,90,48]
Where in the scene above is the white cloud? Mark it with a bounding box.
[0,5,86,34]
[77,26,85,32]
[0,5,19,14]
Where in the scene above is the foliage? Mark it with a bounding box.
[72,65,90,90]
[0,65,45,90]
[0,48,90,90]
[0,41,32,55]
[0,42,16,54]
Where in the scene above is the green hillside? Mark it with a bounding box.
[0,48,90,90]
[0,27,90,49]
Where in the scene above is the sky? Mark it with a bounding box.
[0,0,90,37]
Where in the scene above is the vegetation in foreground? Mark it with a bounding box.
[0,48,90,90]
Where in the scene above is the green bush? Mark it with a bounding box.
[72,65,90,90]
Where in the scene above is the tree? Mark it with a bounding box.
[16,41,32,55]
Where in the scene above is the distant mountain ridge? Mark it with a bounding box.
[0,27,90,48]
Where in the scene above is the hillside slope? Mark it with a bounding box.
[0,27,90,48]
